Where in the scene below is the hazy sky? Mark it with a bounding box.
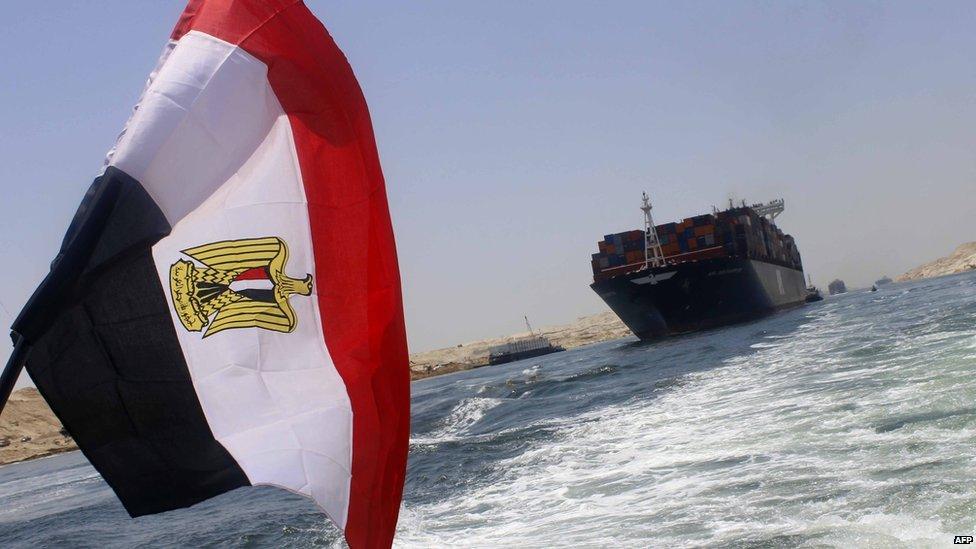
[2,1,975,387]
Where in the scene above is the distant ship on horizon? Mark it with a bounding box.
[828,279,848,295]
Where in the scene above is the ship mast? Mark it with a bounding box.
[641,192,666,269]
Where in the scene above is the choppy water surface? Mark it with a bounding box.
[2,272,975,547]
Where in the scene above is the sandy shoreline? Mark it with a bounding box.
[408,311,631,380]
[896,242,976,282]
[0,388,78,466]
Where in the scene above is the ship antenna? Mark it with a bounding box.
[641,192,666,269]
[524,315,534,335]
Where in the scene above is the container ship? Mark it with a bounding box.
[590,194,808,340]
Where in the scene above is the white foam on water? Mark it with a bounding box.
[410,397,503,445]
[396,285,976,547]
[0,456,108,523]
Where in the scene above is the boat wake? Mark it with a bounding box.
[398,274,976,547]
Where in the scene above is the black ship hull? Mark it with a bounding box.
[591,257,807,340]
[488,346,564,365]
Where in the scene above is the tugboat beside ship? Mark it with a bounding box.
[591,194,811,340]
[805,274,824,303]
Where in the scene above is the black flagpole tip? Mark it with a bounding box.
[0,332,30,415]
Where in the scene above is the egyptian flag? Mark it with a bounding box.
[9,1,409,547]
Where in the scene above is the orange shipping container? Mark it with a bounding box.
[694,225,714,237]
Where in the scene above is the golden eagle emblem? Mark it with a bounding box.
[168,237,313,338]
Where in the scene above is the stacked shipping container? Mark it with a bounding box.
[592,207,803,281]
[591,229,645,273]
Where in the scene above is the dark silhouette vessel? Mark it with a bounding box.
[591,196,808,340]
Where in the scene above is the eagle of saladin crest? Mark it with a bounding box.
[169,237,313,338]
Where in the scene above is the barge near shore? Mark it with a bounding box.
[487,316,565,365]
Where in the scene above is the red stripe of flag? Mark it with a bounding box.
[172,2,410,548]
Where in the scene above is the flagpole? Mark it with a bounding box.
[0,333,30,415]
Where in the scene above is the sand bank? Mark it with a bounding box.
[410,311,630,379]
[0,388,77,466]
[897,242,976,282]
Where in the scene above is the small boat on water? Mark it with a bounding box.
[805,286,823,302]
[805,274,823,302]
[487,316,564,365]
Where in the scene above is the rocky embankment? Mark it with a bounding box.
[0,311,631,465]
[0,388,77,466]
[897,242,976,282]
[410,311,631,379]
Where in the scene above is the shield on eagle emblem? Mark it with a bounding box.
[168,236,313,337]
